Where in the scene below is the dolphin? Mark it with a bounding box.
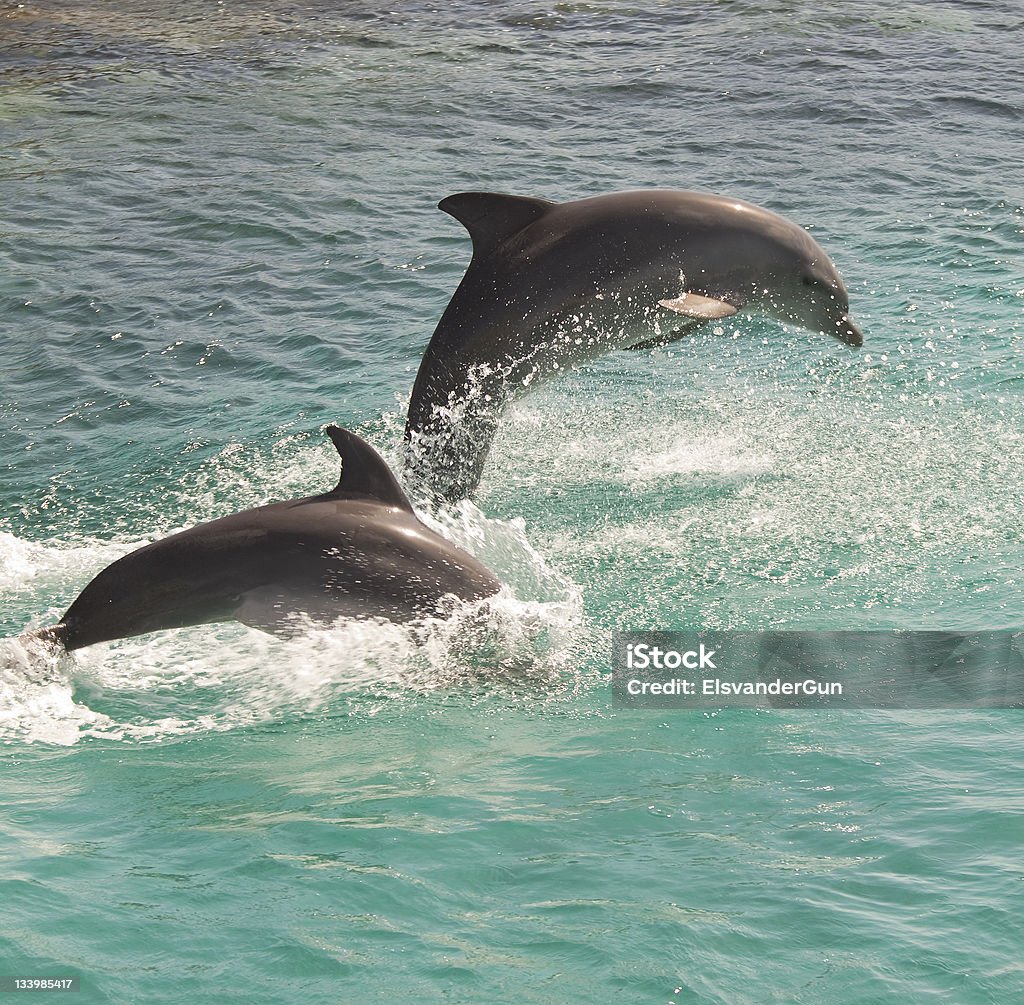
[34,427,501,652]
[404,188,864,503]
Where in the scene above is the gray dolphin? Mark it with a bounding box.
[405,188,864,503]
[35,427,500,651]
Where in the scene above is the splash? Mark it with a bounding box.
[1,585,584,748]
[624,432,774,486]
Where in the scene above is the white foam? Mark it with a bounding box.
[0,635,114,746]
[0,532,45,591]
[1,530,149,601]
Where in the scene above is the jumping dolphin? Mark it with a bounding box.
[34,427,501,652]
[404,188,864,503]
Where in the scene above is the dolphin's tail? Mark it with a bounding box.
[403,411,499,507]
[404,343,509,505]
[20,623,71,652]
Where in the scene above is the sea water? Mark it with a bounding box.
[1,1,1023,1001]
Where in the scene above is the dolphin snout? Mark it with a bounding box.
[835,316,863,347]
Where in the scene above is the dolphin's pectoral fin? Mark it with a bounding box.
[629,292,737,349]
[439,192,555,259]
[658,293,738,320]
[626,319,705,351]
[324,426,416,512]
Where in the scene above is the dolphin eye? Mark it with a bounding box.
[802,275,817,287]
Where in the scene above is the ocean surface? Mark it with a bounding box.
[2,1,1023,1001]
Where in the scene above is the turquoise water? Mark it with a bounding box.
[2,1,1023,1001]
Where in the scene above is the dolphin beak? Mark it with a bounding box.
[835,316,863,347]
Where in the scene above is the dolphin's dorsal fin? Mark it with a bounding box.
[325,426,414,511]
[439,192,554,258]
